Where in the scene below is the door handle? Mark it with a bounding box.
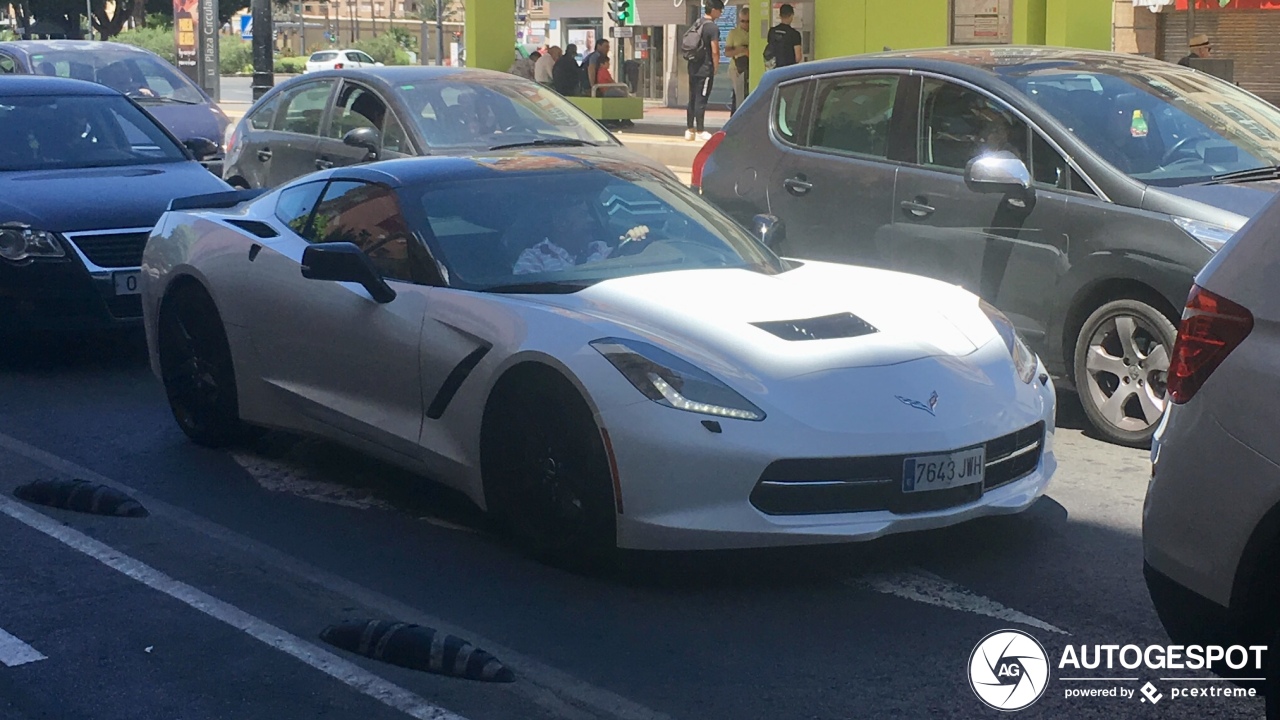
[256,148,272,162]
[315,157,335,170]
[783,176,813,196]
[900,199,936,218]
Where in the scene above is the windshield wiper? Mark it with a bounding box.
[482,279,595,294]
[487,138,596,151]
[130,95,200,105]
[1204,165,1280,185]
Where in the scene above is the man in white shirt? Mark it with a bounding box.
[512,201,611,274]
[535,46,560,86]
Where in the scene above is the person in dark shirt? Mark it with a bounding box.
[553,44,581,95]
[766,3,803,69]
[686,0,724,141]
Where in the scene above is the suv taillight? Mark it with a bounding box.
[334,62,344,69]
[1167,284,1254,404]
[690,131,726,190]
[225,124,238,155]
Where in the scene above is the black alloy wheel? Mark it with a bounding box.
[157,285,244,448]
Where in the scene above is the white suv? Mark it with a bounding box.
[303,49,382,73]
[1144,191,1280,714]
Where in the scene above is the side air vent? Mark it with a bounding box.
[225,219,280,238]
[751,312,878,341]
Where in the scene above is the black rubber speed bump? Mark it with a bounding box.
[13,479,148,518]
[319,620,515,682]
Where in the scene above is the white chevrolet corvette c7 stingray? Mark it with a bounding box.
[140,153,1057,563]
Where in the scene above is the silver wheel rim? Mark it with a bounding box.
[1083,314,1171,433]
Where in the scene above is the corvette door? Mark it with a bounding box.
[247,179,430,458]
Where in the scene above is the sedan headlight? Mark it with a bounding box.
[590,338,766,421]
[980,300,1037,384]
[1173,216,1238,253]
[0,226,65,262]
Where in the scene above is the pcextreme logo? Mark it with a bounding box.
[968,630,1268,711]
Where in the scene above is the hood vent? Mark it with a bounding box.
[751,312,878,341]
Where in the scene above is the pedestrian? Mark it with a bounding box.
[553,43,581,95]
[764,3,803,69]
[725,5,750,114]
[582,39,611,97]
[508,51,539,81]
[535,46,560,86]
[1178,34,1211,67]
[683,0,723,141]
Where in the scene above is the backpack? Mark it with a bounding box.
[681,18,709,63]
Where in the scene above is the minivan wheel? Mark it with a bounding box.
[1073,299,1177,448]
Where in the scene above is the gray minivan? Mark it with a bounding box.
[698,47,1280,447]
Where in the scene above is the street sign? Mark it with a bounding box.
[611,26,633,38]
[240,14,252,39]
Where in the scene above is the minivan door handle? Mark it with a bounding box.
[783,175,813,196]
[900,198,936,218]
[256,148,272,162]
[315,157,335,170]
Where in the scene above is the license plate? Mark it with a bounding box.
[113,271,141,296]
[902,446,986,493]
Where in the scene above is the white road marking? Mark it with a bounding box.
[846,567,1069,636]
[0,627,46,667]
[0,431,673,720]
[0,494,465,720]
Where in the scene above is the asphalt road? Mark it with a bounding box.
[0,335,1265,719]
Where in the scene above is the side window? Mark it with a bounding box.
[773,80,811,146]
[918,79,1028,172]
[273,80,336,136]
[382,112,410,155]
[307,181,415,282]
[0,55,15,74]
[275,181,327,235]
[327,83,386,139]
[354,52,376,65]
[248,91,284,131]
[1030,131,1096,195]
[808,75,898,159]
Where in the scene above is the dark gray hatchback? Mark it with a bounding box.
[698,46,1280,447]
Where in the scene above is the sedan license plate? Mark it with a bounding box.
[113,271,141,296]
[902,447,985,493]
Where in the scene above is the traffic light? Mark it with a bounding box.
[607,0,631,25]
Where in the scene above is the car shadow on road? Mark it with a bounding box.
[0,331,150,373]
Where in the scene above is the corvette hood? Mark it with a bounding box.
[537,260,1003,381]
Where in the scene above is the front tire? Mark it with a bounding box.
[1072,298,1177,448]
[157,285,244,448]
[482,379,617,569]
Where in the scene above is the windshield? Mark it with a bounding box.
[29,50,206,104]
[404,162,785,291]
[1012,65,1280,186]
[0,94,188,171]
[395,77,616,150]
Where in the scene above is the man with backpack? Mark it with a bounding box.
[683,0,724,141]
[764,3,803,70]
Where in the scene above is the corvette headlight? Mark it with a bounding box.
[1173,216,1237,253]
[590,338,765,421]
[0,225,65,262]
[980,300,1037,384]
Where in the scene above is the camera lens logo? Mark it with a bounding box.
[969,629,1050,711]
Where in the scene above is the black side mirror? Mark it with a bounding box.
[752,214,786,253]
[300,242,397,303]
[343,127,381,162]
[183,137,219,160]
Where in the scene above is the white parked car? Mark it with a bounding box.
[140,153,1057,565]
[303,49,382,73]
[1144,192,1280,712]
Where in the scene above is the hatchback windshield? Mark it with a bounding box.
[404,162,785,291]
[1011,63,1280,186]
[0,94,188,171]
[395,78,616,150]
[29,49,205,104]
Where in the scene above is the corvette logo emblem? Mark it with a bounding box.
[896,391,940,416]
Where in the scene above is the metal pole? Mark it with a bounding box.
[85,0,91,39]
[251,0,274,99]
[435,0,444,65]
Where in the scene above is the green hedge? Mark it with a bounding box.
[220,37,254,75]
[112,26,177,65]
[274,56,308,74]
[351,35,411,66]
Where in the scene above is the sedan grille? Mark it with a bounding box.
[749,421,1045,516]
[66,230,150,269]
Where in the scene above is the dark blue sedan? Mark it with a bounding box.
[0,40,230,174]
[0,76,230,334]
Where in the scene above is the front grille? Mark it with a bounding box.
[67,231,149,268]
[750,421,1046,516]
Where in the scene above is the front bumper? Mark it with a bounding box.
[600,378,1057,551]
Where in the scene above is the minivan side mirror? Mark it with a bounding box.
[752,214,787,253]
[965,152,1035,208]
[300,242,397,303]
[343,127,381,162]
[182,137,219,161]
